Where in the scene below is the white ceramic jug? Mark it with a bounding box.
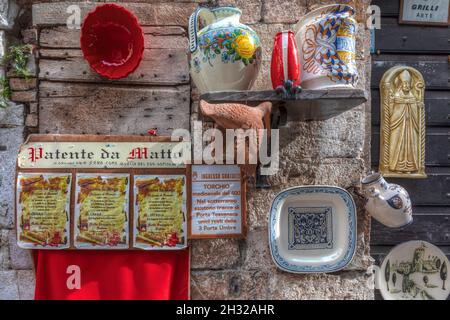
[294,4,358,89]
[361,172,413,228]
[188,6,262,94]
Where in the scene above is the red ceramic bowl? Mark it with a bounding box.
[80,3,144,79]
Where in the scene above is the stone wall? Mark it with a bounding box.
[191,0,374,300]
[0,0,374,300]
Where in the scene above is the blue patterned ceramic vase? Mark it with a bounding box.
[188,6,262,94]
[294,4,358,89]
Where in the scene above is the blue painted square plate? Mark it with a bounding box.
[269,186,357,273]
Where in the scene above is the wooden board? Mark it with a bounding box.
[40,26,187,49]
[39,49,188,85]
[372,0,401,16]
[370,0,450,300]
[374,18,450,53]
[38,81,190,136]
[371,127,450,166]
[38,26,188,86]
[366,171,450,205]
[371,90,450,126]
[32,2,197,27]
[371,211,450,246]
[372,55,450,90]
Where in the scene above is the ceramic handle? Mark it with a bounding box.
[188,7,214,53]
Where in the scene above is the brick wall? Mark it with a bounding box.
[0,0,374,300]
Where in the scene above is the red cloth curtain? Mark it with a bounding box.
[33,249,189,300]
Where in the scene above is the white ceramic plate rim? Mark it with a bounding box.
[268,185,357,273]
[378,240,450,300]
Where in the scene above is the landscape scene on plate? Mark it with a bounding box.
[384,243,448,300]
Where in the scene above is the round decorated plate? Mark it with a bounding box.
[379,240,450,300]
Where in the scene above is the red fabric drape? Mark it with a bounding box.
[33,249,189,300]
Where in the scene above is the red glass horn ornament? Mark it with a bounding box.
[270,30,301,97]
[80,3,144,80]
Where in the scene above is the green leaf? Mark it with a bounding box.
[0,76,11,108]
[2,44,33,80]
[242,58,248,66]
[214,48,221,54]
[228,48,235,55]
[234,55,241,61]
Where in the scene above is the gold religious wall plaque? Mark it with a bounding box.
[379,66,427,178]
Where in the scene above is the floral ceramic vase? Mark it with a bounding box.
[188,6,262,94]
[361,172,413,228]
[294,4,358,89]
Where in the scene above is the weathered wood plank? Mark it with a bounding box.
[9,78,37,91]
[11,91,37,102]
[371,128,450,166]
[371,0,400,16]
[39,48,189,85]
[365,171,450,205]
[372,90,450,126]
[40,26,187,49]
[372,55,450,90]
[371,214,450,246]
[39,81,190,135]
[374,18,450,54]
[38,24,188,85]
[33,2,197,27]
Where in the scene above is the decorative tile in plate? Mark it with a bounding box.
[288,207,333,250]
[269,186,356,273]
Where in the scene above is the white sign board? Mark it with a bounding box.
[400,0,449,25]
[190,165,245,238]
[18,141,190,168]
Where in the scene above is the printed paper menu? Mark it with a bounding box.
[16,173,71,249]
[74,174,129,249]
[191,165,243,237]
[133,175,186,249]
